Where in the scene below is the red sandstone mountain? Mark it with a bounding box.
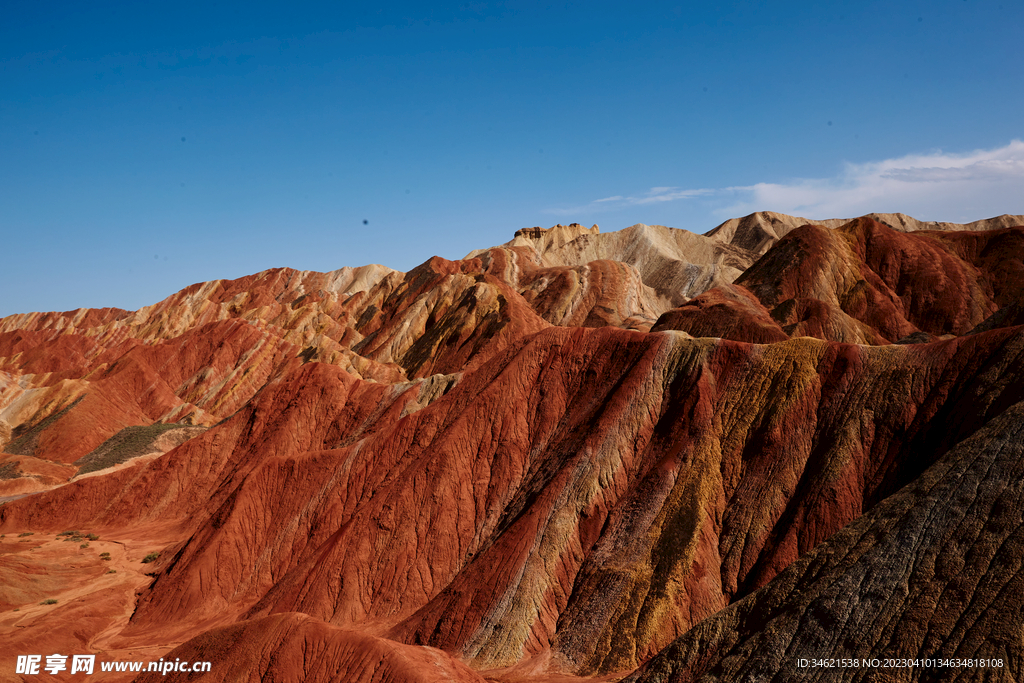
[1,212,1023,682]
[654,216,1024,345]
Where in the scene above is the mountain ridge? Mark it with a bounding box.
[1,210,1022,682]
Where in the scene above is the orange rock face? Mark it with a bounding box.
[1,213,1023,683]
[656,217,1024,345]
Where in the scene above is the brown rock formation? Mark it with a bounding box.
[650,285,787,343]
[4,325,1023,678]
[475,221,754,309]
[477,212,1024,326]
[626,398,1024,683]
[656,217,1024,345]
[0,211,1021,683]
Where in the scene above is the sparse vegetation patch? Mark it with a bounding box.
[141,552,160,564]
[5,397,85,457]
[74,423,205,475]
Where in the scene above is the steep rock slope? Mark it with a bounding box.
[0,256,554,491]
[656,218,1024,345]
[479,213,1024,316]
[471,221,761,310]
[0,318,304,499]
[3,325,1023,678]
[467,245,663,330]
[627,398,1024,683]
[650,285,788,344]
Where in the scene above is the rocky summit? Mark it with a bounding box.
[1,212,1023,683]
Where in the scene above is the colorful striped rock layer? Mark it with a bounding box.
[1,211,1023,683]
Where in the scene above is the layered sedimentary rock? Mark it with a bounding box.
[655,217,1024,345]
[0,212,1022,683]
[626,399,1024,683]
[491,213,1024,314]
[650,285,787,343]
[473,220,760,310]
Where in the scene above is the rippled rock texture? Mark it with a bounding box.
[1,212,1023,682]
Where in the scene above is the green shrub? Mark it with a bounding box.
[85,533,99,541]
[57,530,78,536]
[141,552,160,564]
[18,532,33,537]
[107,569,116,574]
[80,543,89,549]
[40,599,57,605]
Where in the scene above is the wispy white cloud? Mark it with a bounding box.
[637,187,715,204]
[547,186,715,216]
[549,140,1024,222]
[725,139,1024,220]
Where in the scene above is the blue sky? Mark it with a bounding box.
[2,1,1022,316]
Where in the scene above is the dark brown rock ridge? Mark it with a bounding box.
[626,398,1024,683]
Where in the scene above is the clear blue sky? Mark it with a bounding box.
[2,1,1022,316]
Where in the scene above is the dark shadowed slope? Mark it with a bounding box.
[627,398,1024,683]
